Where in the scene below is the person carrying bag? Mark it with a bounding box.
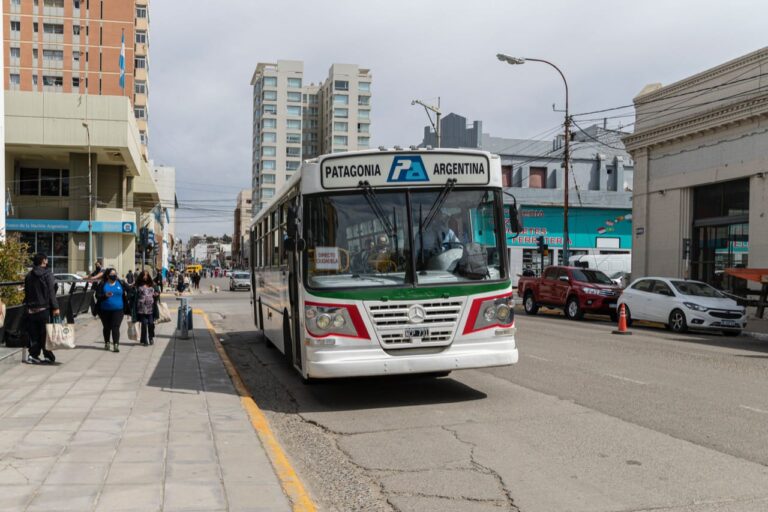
[23,253,61,365]
[95,268,128,353]
[46,316,76,350]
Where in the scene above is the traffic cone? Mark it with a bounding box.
[612,303,632,335]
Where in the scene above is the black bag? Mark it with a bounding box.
[456,242,489,280]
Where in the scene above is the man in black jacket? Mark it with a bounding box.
[23,253,60,364]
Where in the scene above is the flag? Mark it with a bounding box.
[119,31,125,90]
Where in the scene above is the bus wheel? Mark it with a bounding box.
[282,314,294,368]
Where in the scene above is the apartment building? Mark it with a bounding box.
[3,0,151,156]
[232,189,252,267]
[250,60,372,212]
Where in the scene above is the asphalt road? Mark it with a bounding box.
[194,279,768,512]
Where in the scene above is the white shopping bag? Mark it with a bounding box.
[156,302,172,324]
[45,320,76,350]
[127,321,140,341]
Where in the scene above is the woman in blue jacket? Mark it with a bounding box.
[95,268,128,352]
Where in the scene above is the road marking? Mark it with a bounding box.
[526,354,551,362]
[606,374,647,385]
[196,308,317,512]
[740,405,768,414]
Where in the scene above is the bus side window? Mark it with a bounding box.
[279,202,289,266]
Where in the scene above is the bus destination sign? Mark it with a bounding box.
[320,153,490,189]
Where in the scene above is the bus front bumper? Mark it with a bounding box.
[304,336,518,379]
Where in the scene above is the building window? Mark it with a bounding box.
[10,20,21,32]
[287,91,302,102]
[11,0,20,5]
[286,133,301,144]
[262,175,276,184]
[43,49,63,62]
[358,110,370,120]
[287,77,302,88]
[359,82,370,92]
[358,95,370,106]
[9,74,20,88]
[73,24,80,35]
[333,94,349,105]
[263,76,277,87]
[502,165,513,187]
[42,75,63,88]
[286,105,301,116]
[136,6,147,18]
[43,23,64,34]
[262,104,277,115]
[135,30,147,44]
[262,132,276,143]
[528,167,547,189]
[18,168,70,197]
[262,146,276,157]
[334,108,349,118]
[32,75,38,86]
[261,189,275,199]
[286,119,301,130]
[262,118,277,129]
[72,50,80,64]
[334,122,348,131]
[286,161,300,171]
[18,232,69,273]
[333,135,348,146]
[134,106,146,119]
[334,80,349,91]
[72,77,80,88]
[140,131,148,145]
[358,137,370,147]
[10,47,21,61]
[262,160,276,170]
[135,80,147,94]
[357,123,369,133]
[286,147,301,158]
[263,90,277,101]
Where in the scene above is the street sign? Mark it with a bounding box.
[78,241,86,251]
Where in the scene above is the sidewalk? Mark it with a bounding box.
[0,313,291,511]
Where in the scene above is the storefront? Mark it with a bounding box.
[506,206,632,281]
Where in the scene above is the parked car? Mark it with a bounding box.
[610,271,632,289]
[617,277,747,335]
[229,272,251,291]
[54,273,87,295]
[517,266,623,321]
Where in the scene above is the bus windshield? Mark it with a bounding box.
[303,189,505,289]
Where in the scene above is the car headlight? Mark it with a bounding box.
[483,306,496,322]
[304,302,370,339]
[332,313,345,328]
[496,303,511,321]
[683,302,708,312]
[582,287,600,295]
[464,294,514,334]
[316,314,332,330]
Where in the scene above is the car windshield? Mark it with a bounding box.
[303,189,506,289]
[233,273,249,279]
[671,280,725,298]
[571,269,613,284]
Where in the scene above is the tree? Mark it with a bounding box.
[221,234,232,243]
[0,235,30,306]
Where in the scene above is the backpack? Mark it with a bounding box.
[456,243,489,280]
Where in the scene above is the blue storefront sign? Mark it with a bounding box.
[505,206,632,249]
[7,219,137,234]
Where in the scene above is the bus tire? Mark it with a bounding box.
[282,313,294,368]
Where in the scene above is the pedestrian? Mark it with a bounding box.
[193,272,201,290]
[132,270,158,345]
[95,268,128,352]
[23,253,60,364]
[88,259,104,282]
[176,273,186,294]
[125,269,135,286]
[153,270,163,292]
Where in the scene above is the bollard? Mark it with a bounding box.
[176,297,192,339]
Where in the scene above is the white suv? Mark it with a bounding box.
[229,272,251,291]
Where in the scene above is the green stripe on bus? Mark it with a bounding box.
[307,281,511,301]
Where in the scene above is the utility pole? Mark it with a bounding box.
[411,98,442,148]
[82,122,93,272]
[0,15,5,242]
[497,54,571,263]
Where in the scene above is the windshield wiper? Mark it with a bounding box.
[358,181,395,238]
[420,178,457,232]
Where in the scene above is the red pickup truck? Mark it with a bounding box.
[517,266,622,321]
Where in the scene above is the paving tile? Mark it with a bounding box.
[0,484,36,512]
[113,444,165,463]
[167,444,218,462]
[105,461,164,485]
[95,484,163,512]
[164,480,227,511]
[224,482,291,512]
[166,461,221,482]
[45,461,110,484]
[26,484,100,511]
[0,458,56,485]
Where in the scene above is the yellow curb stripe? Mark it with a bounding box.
[195,308,317,512]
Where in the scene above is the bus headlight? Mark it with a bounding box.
[463,293,515,335]
[316,314,332,330]
[304,302,370,340]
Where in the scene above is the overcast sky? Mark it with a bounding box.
[148,0,768,241]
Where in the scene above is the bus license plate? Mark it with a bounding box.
[721,320,738,328]
[405,328,428,338]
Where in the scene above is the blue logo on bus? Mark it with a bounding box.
[387,156,429,183]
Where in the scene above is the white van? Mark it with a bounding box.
[569,254,631,276]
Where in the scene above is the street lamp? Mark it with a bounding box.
[497,53,572,263]
[82,122,94,272]
[411,98,442,148]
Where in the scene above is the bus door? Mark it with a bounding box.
[286,202,303,370]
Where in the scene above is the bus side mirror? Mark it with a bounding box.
[506,204,523,235]
[285,205,305,252]
[287,205,299,237]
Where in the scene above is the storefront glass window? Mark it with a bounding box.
[18,232,69,273]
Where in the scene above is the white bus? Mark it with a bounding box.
[250,148,522,381]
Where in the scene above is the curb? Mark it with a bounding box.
[744,330,768,341]
[194,309,317,512]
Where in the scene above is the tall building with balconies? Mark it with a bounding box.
[3,0,151,157]
[250,60,372,213]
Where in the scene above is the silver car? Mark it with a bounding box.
[229,272,251,291]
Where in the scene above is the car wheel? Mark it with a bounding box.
[523,292,539,315]
[565,296,584,320]
[668,309,688,333]
[722,329,742,337]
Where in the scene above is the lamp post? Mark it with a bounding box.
[411,98,442,148]
[82,122,93,272]
[497,53,571,263]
